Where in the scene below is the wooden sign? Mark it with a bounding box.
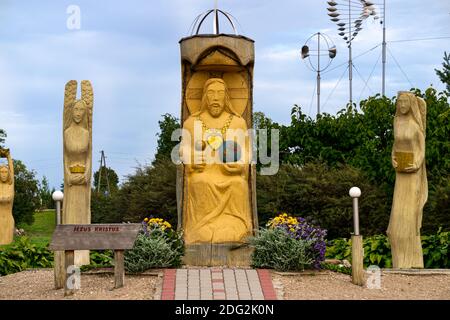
[49,224,141,251]
[49,223,141,295]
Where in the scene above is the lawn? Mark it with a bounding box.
[17,210,56,247]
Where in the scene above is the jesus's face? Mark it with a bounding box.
[206,82,226,118]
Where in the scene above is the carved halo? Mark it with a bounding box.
[185,71,249,116]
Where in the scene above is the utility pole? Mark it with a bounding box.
[96,150,111,196]
[381,0,386,96]
[348,0,353,107]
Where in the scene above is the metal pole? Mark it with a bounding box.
[348,0,353,107]
[353,197,359,235]
[213,0,219,34]
[56,200,61,225]
[317,33,321,115]
[381,0,386,96]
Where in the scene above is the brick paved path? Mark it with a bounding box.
[160,268,277,300]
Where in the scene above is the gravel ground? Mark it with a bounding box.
[272,270,450,300]
[0,269,162,300]
[1,268,449,300]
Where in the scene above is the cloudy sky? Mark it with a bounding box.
[0,0,449,188]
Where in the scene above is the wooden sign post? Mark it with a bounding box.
[49,224,141,296]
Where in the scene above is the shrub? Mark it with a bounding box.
[326,236,392,268]
[124,218,183,273]
[257,162,391,239]
[250,228,315,271]
[115,158,178,226]
[326,229,449,268]
[0,237,53,276]
[80,250,114,271]
[91,192,122,223]
[267,213,327,268]
[13,160,40,225]
[422,228,449,268]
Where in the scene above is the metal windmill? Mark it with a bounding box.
[301,32,337,115]
[327,0,379,105]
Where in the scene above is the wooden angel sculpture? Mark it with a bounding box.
[0,148,14,245]
[388,91,427,269]
[62,80,93,266]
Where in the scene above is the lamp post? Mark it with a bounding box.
[327,0,379,106]
[52,190,64,289]
[349,186,364,286]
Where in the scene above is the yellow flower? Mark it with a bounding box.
[144,218,148,222]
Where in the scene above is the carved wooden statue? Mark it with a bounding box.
[63,80,93,265]
[388,91,427,269]
[180,78,252,244]
[178,34,257,265]
[0,148,14,245]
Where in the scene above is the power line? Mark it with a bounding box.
[358,51,382,102]
[388,36,450,43]
[352,62,375,99]
[323,64,349,110]
[97,150,111,196]
[323,43,381,74]
[387,47,414,88]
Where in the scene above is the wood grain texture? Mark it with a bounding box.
[351,235,365,286]
[49,224,141,250]
[64,250,75,296]
[53,251,65,289]
[388,92,427,269]
[114,250,125,289]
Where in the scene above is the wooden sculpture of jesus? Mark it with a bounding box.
[181,78,252,244]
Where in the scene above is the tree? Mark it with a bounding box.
[37,176,54,210]
[257,162,391,238]
[117,158,178,225]
[0,129,5,147]
[155,113,180,162]
[278,88,449,235]
[435,51,450,92]
[13,160,40,225]
[93,166,119,194]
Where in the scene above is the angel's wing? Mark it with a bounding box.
[63,80,77,131]
[81,80,93,131]
[417,96,427,135]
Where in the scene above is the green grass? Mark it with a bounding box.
[17,210,56,247]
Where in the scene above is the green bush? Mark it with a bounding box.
[326,229,449,268]
[91,192,122,223]
[250,228,314,271]
[113,158,178,226]
[321,262,352,275]
[80,250,114,271]
[13,160,40,226]
[257,162,391,238]
[0,237,53,276]
[422,227,449,268]
[124,227,184,273]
